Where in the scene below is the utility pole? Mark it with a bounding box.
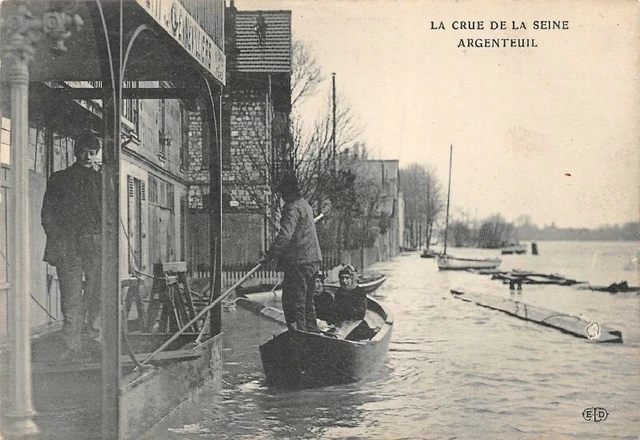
[332,72,336,171]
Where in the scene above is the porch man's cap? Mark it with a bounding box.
[75,131,101,152]
[276,173,300,194]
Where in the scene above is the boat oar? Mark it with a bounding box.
[141,262,263,365]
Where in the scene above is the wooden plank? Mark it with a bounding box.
[451,289,622,343]
[159,261,187,273]
[28,350,201,375]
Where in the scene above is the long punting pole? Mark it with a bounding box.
[141,212,326,365]
[443,144,453,256]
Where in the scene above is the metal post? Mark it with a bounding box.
[88,0,123,437]
[205,81,222,335]
[0,1,83,437]
[87,0,123,437]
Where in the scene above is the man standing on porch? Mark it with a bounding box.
[263,174,323,332]
[41,131,102,363]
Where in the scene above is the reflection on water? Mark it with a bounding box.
[143,241,640,439]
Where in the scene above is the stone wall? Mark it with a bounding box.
[187,103,209,210]
[187,89,275,213]
[223,88,272,212]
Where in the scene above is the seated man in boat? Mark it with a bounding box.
[333,265,367,323]
[330,265,376,340]
[313,271,337,328]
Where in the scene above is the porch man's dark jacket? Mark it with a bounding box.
[41,163,102,266]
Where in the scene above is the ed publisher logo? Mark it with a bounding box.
[582,407,609,422]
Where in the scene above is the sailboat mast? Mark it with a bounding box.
[443,144,453,256]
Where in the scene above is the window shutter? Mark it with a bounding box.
[128,175,134,198]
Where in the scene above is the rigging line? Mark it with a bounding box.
[116,221,153,369]
[118,216,153,280]
[30,294,58,321]
[0,247,60,320]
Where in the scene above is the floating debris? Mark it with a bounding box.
[451,289,623,343]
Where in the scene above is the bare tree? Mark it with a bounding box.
[292,89,361,208]
[400,164,444,249]
[227,38,364,247]
[291,39,324,108]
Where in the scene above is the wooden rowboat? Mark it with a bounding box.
[259,296,393,389]
[323,273,387,295]
[437,255,502,271]
[451,289,622,343]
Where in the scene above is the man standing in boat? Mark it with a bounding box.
[41,131,102,362]
[262,174,323,332]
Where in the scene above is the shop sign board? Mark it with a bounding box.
[135,0,226,84]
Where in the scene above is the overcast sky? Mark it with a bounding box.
[237,0,639,229]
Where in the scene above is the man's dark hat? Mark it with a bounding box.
[276,173,300,194]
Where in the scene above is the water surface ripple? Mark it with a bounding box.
[143,241,640,439]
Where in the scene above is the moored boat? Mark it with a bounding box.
[259,296,393,389]
[323,273,387,295]
[437,255,502,271]
[501,244,527,255]
[436,145,501,272]
[420,249,441,259]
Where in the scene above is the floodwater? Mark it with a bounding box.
[143,241,640,439]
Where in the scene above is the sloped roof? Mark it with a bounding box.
[235,10,291,73]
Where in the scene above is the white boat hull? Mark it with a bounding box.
[437,255,501,271]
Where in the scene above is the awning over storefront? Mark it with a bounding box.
[2,0,225,85]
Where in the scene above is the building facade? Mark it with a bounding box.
[0,1,227,437]
[220,4,292,266]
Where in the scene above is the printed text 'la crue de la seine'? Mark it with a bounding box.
[430,20,570,48]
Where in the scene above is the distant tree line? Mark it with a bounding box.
[515,220,639,242]
[447,214,514,249]
[445,216,638,248]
